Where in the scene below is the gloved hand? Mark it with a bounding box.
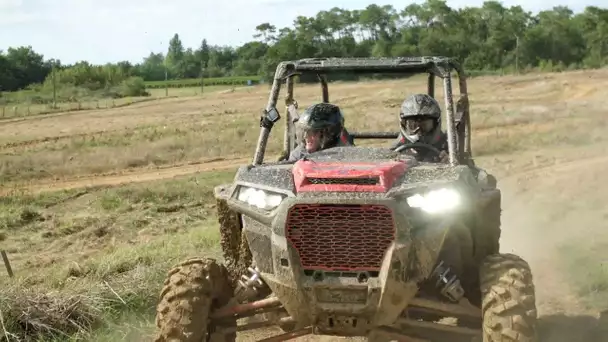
[437,150,450,163]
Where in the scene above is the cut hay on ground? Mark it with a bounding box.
[0,288,101,341]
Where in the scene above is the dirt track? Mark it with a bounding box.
[0,157,250,195]
[497,151,608,342]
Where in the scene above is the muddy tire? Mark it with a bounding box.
[480,253,538,342]
[155,258,236,342]
[216,193,252,285]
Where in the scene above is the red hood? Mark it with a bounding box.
[292,160,408,192]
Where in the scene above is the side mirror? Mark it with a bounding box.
[266,107,280,122]
[260,106,280,128]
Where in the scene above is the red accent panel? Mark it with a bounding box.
[340,131,348,144]
[292,160,407,192]
[286,204,395,272]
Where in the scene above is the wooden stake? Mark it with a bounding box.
[1,251,13,277]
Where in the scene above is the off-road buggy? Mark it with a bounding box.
[154,57,538,342]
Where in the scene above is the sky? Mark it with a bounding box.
[0,0,605,65]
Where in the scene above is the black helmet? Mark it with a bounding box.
[295,103,345,151]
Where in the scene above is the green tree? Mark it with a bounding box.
[4,1,608,92]
[166,33,185,78]
[197,39,210,69]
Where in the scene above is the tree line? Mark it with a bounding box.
[1,0,607,96]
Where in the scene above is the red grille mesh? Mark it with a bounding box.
[286,204,395,271]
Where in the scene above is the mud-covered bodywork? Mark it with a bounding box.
[224,146,485,335]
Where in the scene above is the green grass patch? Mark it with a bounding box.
[0,169,236,341]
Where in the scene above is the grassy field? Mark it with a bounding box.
[1,69,608,341]
[0,85,240,119]
[2,71,607,186]
[0,172,232,341]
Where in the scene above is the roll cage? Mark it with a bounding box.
[252,56,473,167]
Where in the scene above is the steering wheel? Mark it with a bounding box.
[394,142,443,159]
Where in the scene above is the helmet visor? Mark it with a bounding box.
[401,116,436,137]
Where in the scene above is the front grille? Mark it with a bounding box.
[306,177,380,185]
[286,204,395,272]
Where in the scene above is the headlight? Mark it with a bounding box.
[237,186,286,210]
[406,188,461,214]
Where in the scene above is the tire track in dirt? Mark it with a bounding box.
[1,157,250,196]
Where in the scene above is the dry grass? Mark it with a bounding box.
[1,69,608,341]
[0,85,236,120]
[0,288,100,340]
[1,70,608,186]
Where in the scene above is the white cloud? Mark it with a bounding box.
[0,0,604,64]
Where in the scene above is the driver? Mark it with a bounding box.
[391,93,449,163]
[288,103,352,161]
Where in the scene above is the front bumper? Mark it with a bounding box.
[229,194,454,334]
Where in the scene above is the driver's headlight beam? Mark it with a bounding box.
[236,186,286,211]
[406,188,461,214]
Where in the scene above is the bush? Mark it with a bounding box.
[119,77,149,97]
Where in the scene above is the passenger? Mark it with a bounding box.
[288,103,353,162]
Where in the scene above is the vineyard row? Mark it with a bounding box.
[144,76,263,88]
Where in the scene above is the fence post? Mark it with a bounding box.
[1,251,13,277]
[200,67,205,94]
